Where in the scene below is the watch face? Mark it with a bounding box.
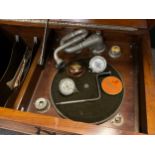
[58,78,76,96]
[89,56,107,73]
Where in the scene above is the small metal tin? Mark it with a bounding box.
[101,76,123,95]
[89,56,107,73]
[109,45,121,58]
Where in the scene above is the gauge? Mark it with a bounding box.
[89,56,107,73]
[58,78,76,96]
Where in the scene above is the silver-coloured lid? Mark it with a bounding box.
[89,56,107,73]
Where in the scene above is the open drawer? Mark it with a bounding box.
[0,19,155,135]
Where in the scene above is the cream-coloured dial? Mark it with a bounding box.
[59,78,76,96]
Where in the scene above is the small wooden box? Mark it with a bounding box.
[0,19,154,135]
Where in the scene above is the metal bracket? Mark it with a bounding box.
[38,19,49,66]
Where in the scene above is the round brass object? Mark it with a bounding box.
[109,45,121,58]
[66,62,86,78]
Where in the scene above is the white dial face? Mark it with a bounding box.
[59,78,76,96]
[89,56,107,73]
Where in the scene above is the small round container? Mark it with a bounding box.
[109,45,122,58]
[89,56,107,73]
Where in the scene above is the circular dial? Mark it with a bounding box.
[59,78,76,96]
[89,56,107,73]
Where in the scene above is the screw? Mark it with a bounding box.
[111,113,124,126]
[115,116,121,123]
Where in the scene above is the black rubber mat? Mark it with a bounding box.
[51,59,124,124]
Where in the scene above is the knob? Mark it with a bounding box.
[34,98,50,112]
[109,45,121,58]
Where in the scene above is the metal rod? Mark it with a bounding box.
[38,19,49,66]
[56,70,112,105]
[6,47,31,90]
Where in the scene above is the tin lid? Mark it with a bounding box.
[101,76,123,95]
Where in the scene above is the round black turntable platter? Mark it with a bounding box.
[51,59,124,124]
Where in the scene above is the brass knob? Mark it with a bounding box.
[109,45,121,58]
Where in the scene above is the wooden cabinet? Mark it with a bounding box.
[0,19,154,135]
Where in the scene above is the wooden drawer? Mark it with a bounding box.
[0,19,154,135]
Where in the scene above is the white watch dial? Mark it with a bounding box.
[59,78,76,96]
[89,56,107,73]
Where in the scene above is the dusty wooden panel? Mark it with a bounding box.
[0,20,154,135]
[55,19,147,28]
[0,19,147,30]
[141,33,155,134]
[0,107,142,135]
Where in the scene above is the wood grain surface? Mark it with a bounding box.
[0,19,154,135]
[0,107,142,135]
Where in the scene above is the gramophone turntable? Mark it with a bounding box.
[51,58,124,124]
[0,20,155,134]
[24,28,138,132]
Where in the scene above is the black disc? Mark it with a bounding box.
[0,31,13,80]
[51,59,124,124]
